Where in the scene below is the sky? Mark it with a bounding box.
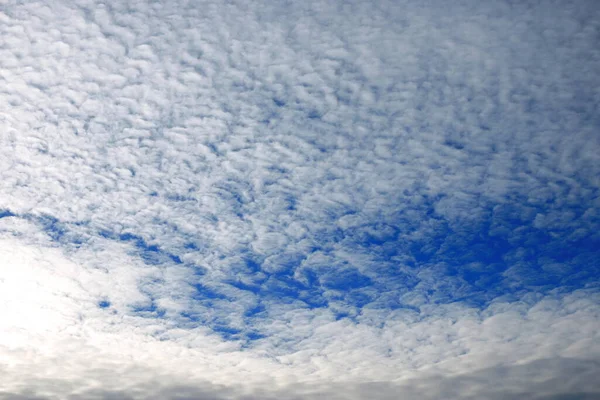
[0,0,599,399]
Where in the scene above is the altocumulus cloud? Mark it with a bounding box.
[0,0,599,398]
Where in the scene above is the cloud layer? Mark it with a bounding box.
[0,0,599,398]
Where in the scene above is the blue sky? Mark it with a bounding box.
[0,0,599,399]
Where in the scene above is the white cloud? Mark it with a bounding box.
[1,234,599,398]
[1,0,599,398]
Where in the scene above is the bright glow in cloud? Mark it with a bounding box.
[0,0,599,398]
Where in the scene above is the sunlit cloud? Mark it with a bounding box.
[0,0,599,398]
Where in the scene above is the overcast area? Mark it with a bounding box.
[0,0,599,399]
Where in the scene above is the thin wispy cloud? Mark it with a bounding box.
[0,0,599,398]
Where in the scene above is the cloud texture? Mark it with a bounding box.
[0,0,599,398]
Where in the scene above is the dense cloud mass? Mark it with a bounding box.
[0,0,599,398]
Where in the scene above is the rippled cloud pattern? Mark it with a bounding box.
[0,0,599,399]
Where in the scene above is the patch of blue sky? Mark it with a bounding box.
[16,203,596,334]
[0,209,16,219]
[131,301,165,318]
[98,300,111,309]
[3,183,597,343]
[103,230,187,266]
[2,210,192,271]
[207,195,598,330]
[97,202,598,339]
[0,209,87,247]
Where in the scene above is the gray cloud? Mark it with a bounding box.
[1,358,599,400]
